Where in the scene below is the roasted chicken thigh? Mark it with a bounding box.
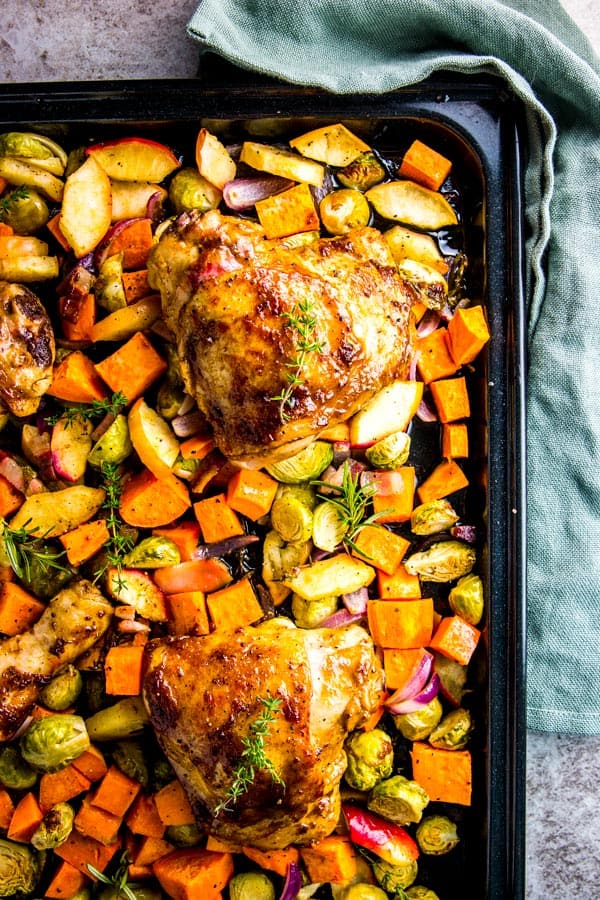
[147,209,415,463]
[143,618,384,849]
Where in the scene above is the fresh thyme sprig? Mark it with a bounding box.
[313,460,387,553]
[214,695,284,816]
[94,461,134,586]
[0,518,69,581]
[87,851,137,900]
[45,391,128,427]
[271,299,325,423]
[0,185,29,220]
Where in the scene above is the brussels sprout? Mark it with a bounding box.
[433,653,467,707]
[112,740,150,790]
[165,823,202,846]
[152,754,176,791]
[0,187,50,234]
[16,539,74,600]
[85,697,149,742]
[367,774,429,825]
[169,167,221,214]
[311,500,348,552]
[123,536,181,569]
[337,151,387,192]
[319,188,371,234]
[30,801,74,850]
[262,528,312,602]
[39,664,83,711]
[339,885,388,900]
[0,746,37,790]
[156,344,185,420]
[265,441,333,484]
[271,486,315,543]
[95,253,127,312]
[20,714,90,773]
[393,696,443,741]
[98,885,162,900]
[87,415,132,468]
[228,871,276,900]
[291,592,338,628]
[404,541,476,583]
[0,838,43,897]
[372,857,418,892]
[416,815,460,855]
[448,573,484,625]
[365,431,411,470]
[0,131,67,168]
[428,707,473,750]
[405,887,441,900]
[344,728,394,792]
[410,499,459,536]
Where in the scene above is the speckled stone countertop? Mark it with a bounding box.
[1,2,599,897]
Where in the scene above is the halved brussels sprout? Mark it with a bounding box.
[98,885,162,900]
[0,746,37,791]
[372,857,418,892]
[428,707,473,750]
[393,696,443,741]
[112,739,150,790]
[337,151,387,192]
[344,728,394,792]
[410,499,459,536]
[404,541,476,583]
[365,431,411,470]
[367,774,429,825]
[85,697,149,742]
[312,499,348,552]
[95,252,126,312]
[0,188,50,234]
[165,823,202,847]
[169,167,221,214]
[319,188,371,234]
[265,441,333,483]
[0,131,67,169]
[339,885,388,900]
[87,414,132,468]
[448,573,484,625]
[0,838,43,897]
[39,664,83,711]
[30,801,74,850]
[406,887,441,900]
[271,485,315,543]
[261,528,312,602]
[19,714,90,773]
[19,544,75,600]
[291,592,338,629]
[416,814,460,855]
[228,871,276,900]
[123,536,181,569]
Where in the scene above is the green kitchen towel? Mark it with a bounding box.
[187,1,600,736]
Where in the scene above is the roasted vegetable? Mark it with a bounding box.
[344,728,394,792]
[87,414,132,468]
[410,499,460,536]
[168,166,221,214]
[415,815,460,855]
[265,441,333,483]
[0,745,37,790]
[404,541,476,583]
[30,801,74,850]
[405,887,441,900]
[85,697,150,741]
[319,188,371,234]
[337,151,386,191]
[39,664,83,711]
[367,774,429,825]
[123,535,181,569]
[270,484,315,543]
[291,592,338,628]
[396,258,448,310]
[112,739,150,790]
[0,187,50,234]
[372,857,419,892]
[393,696,443,741]
[0,131,67,171]
[339,886,388,900]
[0,838,43,897]
[95,252,127,311]
[228,871,276,900]
[165,823,202,847]
[365,431,411,470]
[428,707,473,750]
[19,713,90,773]
[448,573,484,625]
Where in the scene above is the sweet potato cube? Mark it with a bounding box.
[417,459,469,504]
[367,598,434,649]
[442,422,469,459]
[429,376,470,423]
[256,182,319,238]
[399,139,453,191]
[429,615,481,665]
[411,741,472,805]
[351,524,410,575]
[207,575,264,630]
[376,564,421,599]
[416,327,458,384]
[447,304,490,366]
[94,331,167,403]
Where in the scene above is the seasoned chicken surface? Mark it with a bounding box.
[0,281,55,417]
[0,579,113,741]
[143,618,384,849]
[147,209,415,463]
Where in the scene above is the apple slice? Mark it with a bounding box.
[90,295,162,343]
[0,256,59,283]
[111,180,167,222]
[366,180,458,230]
[289,122,371,167]
[51,415,94,483]
[239,141,325,187]
[105,567,168,621]
[86,137,181,183]
[350,380,424,447]
[128,397,180,480]
[195,128,237,190]
[0,235,49,259]
[59,155,112,258]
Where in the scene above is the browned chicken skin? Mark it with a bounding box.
[0,280,55,417]
[147,210,415,464]
[143,618,384,849]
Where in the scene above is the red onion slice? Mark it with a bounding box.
[451,524,477,543]
[280,862,302,900]
[191,534,259,559]
[342,587,369,616]
[416,308,441,337]
[385,650,434,704]
[416,397,438,423]
[223,175,294,210]
[385,672,440,714]
[322,609,365,629]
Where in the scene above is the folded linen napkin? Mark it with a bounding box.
[187,0,600,735]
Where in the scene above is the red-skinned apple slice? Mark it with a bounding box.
[51,415,94,483]
[59,155,112,257]
[86,137,181,183]
[111,180,167,222]
[349,380,424,447]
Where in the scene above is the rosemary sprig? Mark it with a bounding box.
[94,461,134,587]
[87,851,137,900]
[0,185,29,219]
[313,461,387,553]
[0,518,69,581]
[214,695,284,816]
[271,298,325,423]
[45,391,128,427]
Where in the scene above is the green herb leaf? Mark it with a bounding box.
[0,518,69,581]
[270,298,325,423]
[45,391,128,427]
